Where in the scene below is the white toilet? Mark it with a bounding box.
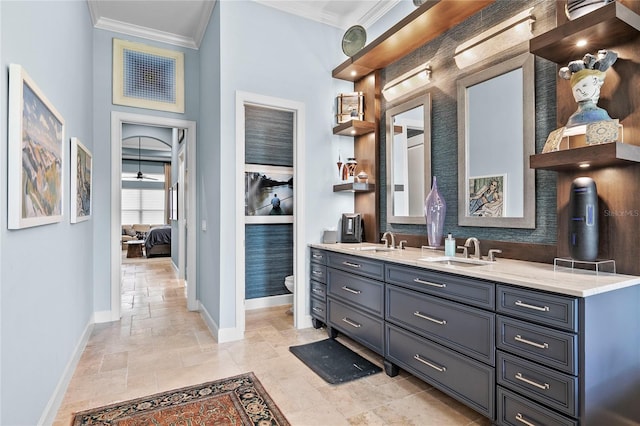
[284,275,294,314]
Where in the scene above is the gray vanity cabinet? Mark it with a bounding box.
[325,251,385,355]
[496,284,640,425]
[384,264,496,419]
[309,248,327,328]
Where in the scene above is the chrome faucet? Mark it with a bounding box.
[464,237,481,260]
[381,231,396,249]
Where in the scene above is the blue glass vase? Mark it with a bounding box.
[424,176,446,247]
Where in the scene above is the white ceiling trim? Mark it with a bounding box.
[358,1,400,29]
[255,0,399,30]
[92,16,199,49]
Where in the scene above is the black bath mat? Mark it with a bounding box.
[289,338,382,384]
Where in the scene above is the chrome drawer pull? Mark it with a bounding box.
[341,286,362,295]
[342,261,362,268]
[312,307,324,313]
[311,288,323,294]
[312,270,323,276]
[312,254,323,259]
[515,372,550,390]
[342,317,361,328]
[515,300,549,312]
[413,354,446,372]
[414,311,447,325]
[515,334,549,350]
[515,413,537,426]
[413,278,446,288]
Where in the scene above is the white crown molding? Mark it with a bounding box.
[255,0,398,30]
[93,17,199,49]
[192,0,216,48]
[358,0,400,29]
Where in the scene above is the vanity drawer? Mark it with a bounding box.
[328,299,384,354]
[310,263,327,284]
[386,264,494,309]
[497,316,577,375]
[327,252,385,281]
[310,297,326,322]
[310,248,327,265]
[386,284,495,365]
[497,386,577,426]
[497,351,577,417]
[497,285,578,332]
[386,323,495,419]
[327,269,384,316]
[310,280,326,301]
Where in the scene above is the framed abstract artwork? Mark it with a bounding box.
[244,165,293,224]
[70,137,92,223]
[112,38,185,113]
[8,64,65,229]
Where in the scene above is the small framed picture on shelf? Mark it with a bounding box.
[336,92,364,123]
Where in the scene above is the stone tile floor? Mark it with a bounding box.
[53,256,491,425]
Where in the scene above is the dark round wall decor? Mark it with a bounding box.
[342,25,367,57]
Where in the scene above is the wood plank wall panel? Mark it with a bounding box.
[553,10,640,275]
[355,71,381,243]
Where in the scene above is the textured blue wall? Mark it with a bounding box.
[381,0,558,244]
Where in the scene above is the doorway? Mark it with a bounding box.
[235,91,308,337]
[110,112,197,320]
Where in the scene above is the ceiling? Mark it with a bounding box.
[87,0,399,49]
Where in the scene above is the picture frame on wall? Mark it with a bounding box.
[467,174,506,218]
[336,92,364,123]
[244,165,293,224]
[112,38,185,113]
[70,137,92,223]
[8,64,65,229]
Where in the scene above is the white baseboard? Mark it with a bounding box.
[297,313,313,329]
[38,317,94,425]
[94,309,117,323]
[245,294,292,311]
[198,302,244,343]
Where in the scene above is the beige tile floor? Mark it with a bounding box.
[53,255,492,425]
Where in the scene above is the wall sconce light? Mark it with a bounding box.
[382,62,431,101]
[454,8,535,69]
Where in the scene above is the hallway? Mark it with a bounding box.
[53,256,490,425]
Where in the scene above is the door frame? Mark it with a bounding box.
[110,111,198,320]
[235,91,309,334]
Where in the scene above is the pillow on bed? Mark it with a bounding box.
[123,225,136,237]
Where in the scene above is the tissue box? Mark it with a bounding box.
[323,230,337,244]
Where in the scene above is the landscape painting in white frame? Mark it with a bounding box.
[8,64,65,229]
[70,137,92,223]
[112,38,185,113]
[467,174,506,218]
[244,165,293,224]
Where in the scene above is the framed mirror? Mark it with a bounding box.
[457,53,535,228]
[386,93,431,224]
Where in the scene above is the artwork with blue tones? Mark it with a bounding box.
[123,48,176,103]
[112,39,184,113]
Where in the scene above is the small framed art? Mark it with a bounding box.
[8,64,65,229]
[112,38,185,113]
[336,92,364,123]
[70,137,92,223]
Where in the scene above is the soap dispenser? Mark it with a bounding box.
[445,234,456,256]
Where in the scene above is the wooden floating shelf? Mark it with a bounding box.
[529,2,640,64]
[332,119,376,136]
[332,0,494,81]
[333,182,376,193]
[529,142,640,171]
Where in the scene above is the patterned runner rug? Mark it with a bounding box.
[71,372,290,425]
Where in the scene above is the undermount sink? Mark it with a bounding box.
[418,256,492,267]
[350,245,395,252]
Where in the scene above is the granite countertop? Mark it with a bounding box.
[309,242,640,298]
